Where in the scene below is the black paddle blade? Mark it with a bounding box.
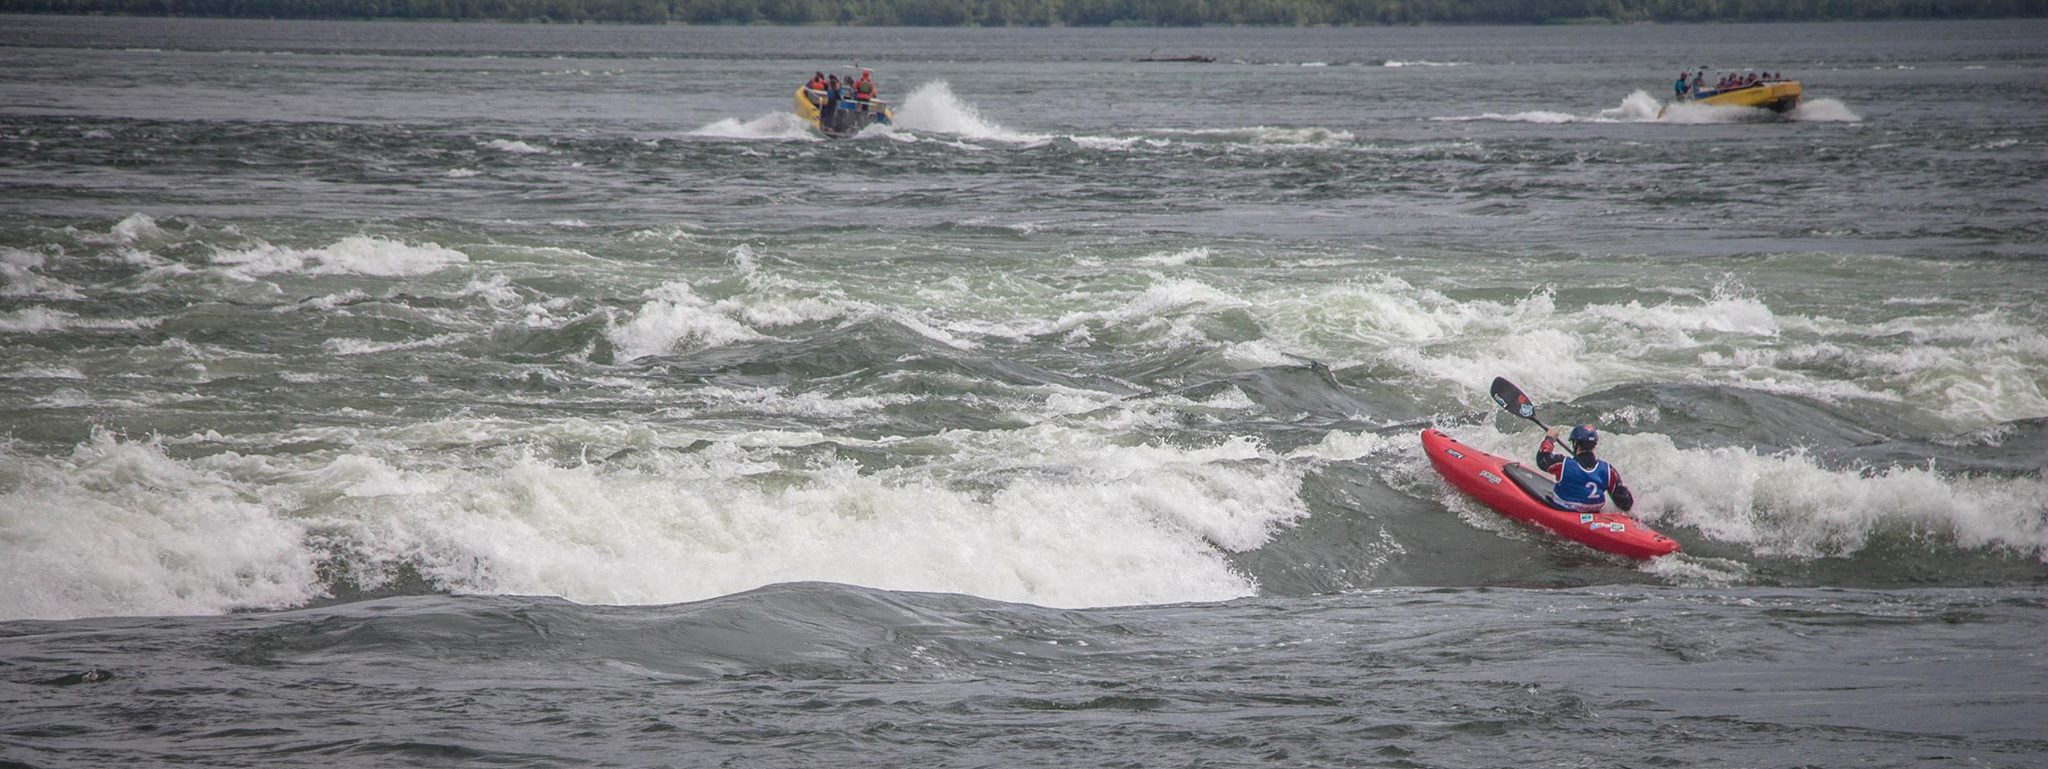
[1490,376,1537,421]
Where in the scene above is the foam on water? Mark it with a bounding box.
[0,418,1308,621]
[1151,126,1357,147]
[209,235,471,278]
[604,281,769,360]
[0,430,325,620]
[1436,110,1585,124]
[892,81,1049,143]
[18,407,2028,621]
[1,247,84,299]
[1788,98,1863,123]
[0,307,156,333]
[107,212,165,242]
[1007,278,1250,345]
[480,138,549,154]
[1603,90,1666,122]
[687,112,819,141]
[1135,247,1214,266]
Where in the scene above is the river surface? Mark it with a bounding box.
[2,15,2046,768]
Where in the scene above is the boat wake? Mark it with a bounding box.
[1785,98,1863,123]
[687,112,819,141]
[891,81,1050,144]
[686,80,1363,153]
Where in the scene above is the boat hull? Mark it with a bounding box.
[1421,428,1679,559]
[795,87,893,139]
[1666,80,1803,117]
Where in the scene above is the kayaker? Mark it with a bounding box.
[1536,424,1635,513]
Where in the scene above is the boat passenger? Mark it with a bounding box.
[854,72,876,101]
[1674,72,1689,98]
[807,72,827,92]
[822,76,842,118]
[1536,424,1635,513]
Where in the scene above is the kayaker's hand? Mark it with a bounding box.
[1544,426,1562,439]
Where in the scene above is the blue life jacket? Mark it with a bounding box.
[1554,457,1612,512]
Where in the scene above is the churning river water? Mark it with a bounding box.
[2,15,2045,768]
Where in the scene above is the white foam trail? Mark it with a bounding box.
[209,235,470,277]
[892,81,1049,143]
[1135,247,1213,266]
[1153,126,1357,146]
[688,112,819,141]
[0,307,156,333]
[1383,60,1466,68]
[1441,110,1582,124]
[324,332,470,356]
[1788,98,1862,123]
[1440,90,1667,124]
[481,138,548,154]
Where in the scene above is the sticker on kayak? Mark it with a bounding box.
[1589,521,1626,533]
[1443,448,1465,459]
[1478,470,1502,485]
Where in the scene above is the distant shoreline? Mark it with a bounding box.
[3,0,2044,28]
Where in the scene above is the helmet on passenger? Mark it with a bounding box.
[1569,424,1599,452]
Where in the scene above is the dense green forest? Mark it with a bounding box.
[3,0,2044,26]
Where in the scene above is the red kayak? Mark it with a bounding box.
[1421,428,1679,559]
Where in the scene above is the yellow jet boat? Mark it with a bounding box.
[795,86,893,139]
[1661,79,1802,118]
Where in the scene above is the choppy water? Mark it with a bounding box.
[2,15,2046,768]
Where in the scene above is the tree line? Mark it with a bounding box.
[3,0,2043,26]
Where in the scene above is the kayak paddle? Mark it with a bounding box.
[1489,376,1548,430]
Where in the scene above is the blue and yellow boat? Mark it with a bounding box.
[794,86,892,139]
[1662,78,1802,118]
